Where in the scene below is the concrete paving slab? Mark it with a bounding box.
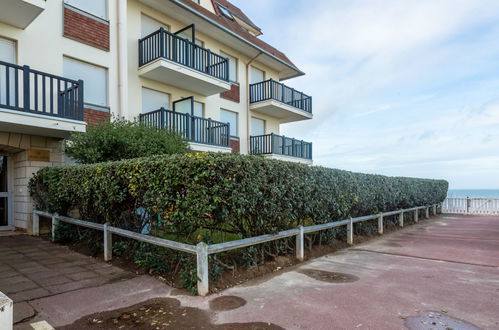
[29,275,172,327]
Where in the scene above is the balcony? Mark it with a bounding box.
[249,79,313,123]
[0,60,86,138]
[139,108,232,153]
[138,28,231,96]
[0,0,46,29]
[250,133,312,164]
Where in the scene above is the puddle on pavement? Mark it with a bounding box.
[59,297,282,330]
[297,269,359,283]
[405,311,481,330]
[209,295,247,311]
[382,241,403,247]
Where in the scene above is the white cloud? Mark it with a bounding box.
[233,0,499,188]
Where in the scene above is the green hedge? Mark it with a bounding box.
[29,152,448,242]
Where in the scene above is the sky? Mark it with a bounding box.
[231,0,499,189]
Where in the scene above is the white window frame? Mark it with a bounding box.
[63,56,108,108]
[221,51,238,83]
[64,0,108,20]
[141,13,170,38]
[141,87,170,114]
[251,117,265,136]
[220,109,238,137]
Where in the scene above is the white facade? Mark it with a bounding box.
[0,0,313,231]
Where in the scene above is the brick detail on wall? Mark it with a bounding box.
[220,84,240,103]
[230,137,240,153]
[64,7,110,51]
[84,108,110,126]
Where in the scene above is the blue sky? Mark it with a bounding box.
[232,0,499,189]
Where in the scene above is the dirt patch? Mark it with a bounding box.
[297,269,359,283]
[404,311,481,330]
[209,296,247,311]
[59,298,283,330]
[46,216,427,294]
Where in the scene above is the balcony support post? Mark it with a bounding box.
[23,65,30,112]
[77,79,84,120]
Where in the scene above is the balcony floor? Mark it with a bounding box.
[139,58,231,96]
[250,100,313,123]
[0,107,86,138]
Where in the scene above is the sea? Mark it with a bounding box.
[447,189,499,198]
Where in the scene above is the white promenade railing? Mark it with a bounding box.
[33,203,441,296]
[442,198,499,215]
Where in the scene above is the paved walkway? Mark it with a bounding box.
[197,215,499,329]
[0,235,137,326]
[2,214,498,329]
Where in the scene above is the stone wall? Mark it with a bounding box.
[0,132,63,232]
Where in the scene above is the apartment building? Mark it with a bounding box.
[0,0,313,231]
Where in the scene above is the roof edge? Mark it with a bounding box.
[170,0,305,79]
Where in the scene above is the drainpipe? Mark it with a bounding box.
[245,51,262,153]
[117,0,128,119]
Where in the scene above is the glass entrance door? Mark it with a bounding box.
[0,156,9,228]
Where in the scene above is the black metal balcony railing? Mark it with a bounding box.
[139,28,229,82]
[249,79,312,114]
[0,60,84,121]
[250,133,312,160]
[140,108,230,147]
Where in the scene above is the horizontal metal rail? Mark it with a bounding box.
[108,226,196,254]
[32,203,441,297]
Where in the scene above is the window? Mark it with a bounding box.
[220,109,238,136]
[63,57,108,107]
[0,37,16,63]
[141,87,170,114]
[217,4,233,20]
[65,0,107,19]
[250,66,265,84]
[195,39,204,47]
[0,38,16,106]
[221,51,237,82]
[141,14,169,38]
[251,117,265,136]
[193,101,203,117]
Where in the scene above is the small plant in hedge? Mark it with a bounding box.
[133,242,171,274]
[63,117,190,164]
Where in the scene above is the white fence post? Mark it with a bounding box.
[425,207,429,219]
[0,291,13,330]
[103,223,113,261]
[196,242,209,296]
[414,209,418,223]
[433,204,437,216]
[347,218,353,245]
[399,211,404,227]
[377,213,383,234]
[296,225,304,261]
[51,214,59,241]
[32,212,39,236]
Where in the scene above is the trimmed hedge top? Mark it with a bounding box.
[29,153,448,241]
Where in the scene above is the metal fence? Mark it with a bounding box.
[442,198,499,215]
[139,108,230,147]
[138,28,229,81]
[250,133,312,160]
[249,79,312,113]
[33,203,440,296]
[0,60,84,121]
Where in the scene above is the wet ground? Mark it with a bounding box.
[4,214,499,329]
